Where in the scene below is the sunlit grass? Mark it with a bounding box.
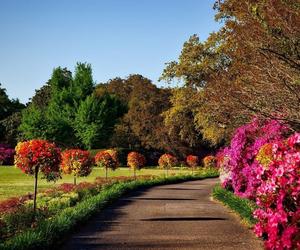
[0,166,192,200]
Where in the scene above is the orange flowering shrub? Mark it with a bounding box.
[127,151,146,170]
[15,140,61,181]
[60,149,93,178]
[94,150,118,171]
[186,155,199,168]
[203,155,216,168]
[158,154,178,169]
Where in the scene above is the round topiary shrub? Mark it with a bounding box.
[14,140,61,212]
[60,149,93,185]
[158,153,178,176]
[94,150,118,179]
[186,155,199,173]
[127,151,146,178]
[202,155,216,168]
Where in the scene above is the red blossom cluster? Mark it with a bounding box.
[14,140,61,181]
[127,151,146,170]
[60,149,93,178]
[186,155,199,168]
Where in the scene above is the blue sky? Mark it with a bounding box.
[0,0,221,103]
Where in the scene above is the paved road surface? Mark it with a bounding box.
[61,178,263,250]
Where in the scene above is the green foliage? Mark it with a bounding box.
[19,105,47,140]
[0,84,25,122]
[212,184,257,226]
[74,94,126,149]
[0,112,22,146]
[19,63,123,148]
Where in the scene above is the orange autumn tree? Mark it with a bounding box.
[127,151,146,178]
[14,140,61,213]
[60,149,93,185]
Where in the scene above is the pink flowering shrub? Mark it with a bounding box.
[216,118,300,249]
[253,133,300,249]
[217,118,288,199]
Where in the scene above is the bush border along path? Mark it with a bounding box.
[1,169,218,250]
[212,184,257,227]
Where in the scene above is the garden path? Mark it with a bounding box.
[61,178,263,250]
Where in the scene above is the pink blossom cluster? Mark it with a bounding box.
[218,118,288,199]
[217,118,300,249]
[253,133,300,249]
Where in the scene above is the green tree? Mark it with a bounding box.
[74,93,126,149]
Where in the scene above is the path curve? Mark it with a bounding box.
[61,178,263,250]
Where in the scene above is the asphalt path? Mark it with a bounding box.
[61,178,263,250]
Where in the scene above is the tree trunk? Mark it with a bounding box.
[74,176,77,185]
[134,168,136,180]
[33,166,38,215]
[105,168,108,180]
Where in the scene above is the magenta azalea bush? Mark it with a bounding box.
[253,133,300,249]
[0,144,15,165]
[217,118,300,249]
[218,118,288,199]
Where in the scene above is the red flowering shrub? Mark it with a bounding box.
[14,139,61,212]
[127,152,146,177]
[60,149,93,183]
[186,155,199,168]
[253,133,300,249]
[203,155,216,168]
[0,144,15,165]
[158,154,178,170]
[15,140,61,181]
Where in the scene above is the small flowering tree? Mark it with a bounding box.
[203,155,216,169]
[127,151,146,178]
[94,150,118,179]
[60,149,93,185]
[186,155,199,173]
[14,140,61,213]
[158,153,178,176]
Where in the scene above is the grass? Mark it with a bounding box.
[212,184,257,227]
[1,170,219,250]
[0,166,193,201]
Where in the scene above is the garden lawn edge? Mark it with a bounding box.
[1,171,218,250]
[212,184,257,227]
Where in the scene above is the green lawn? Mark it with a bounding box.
[0,166,191,201]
